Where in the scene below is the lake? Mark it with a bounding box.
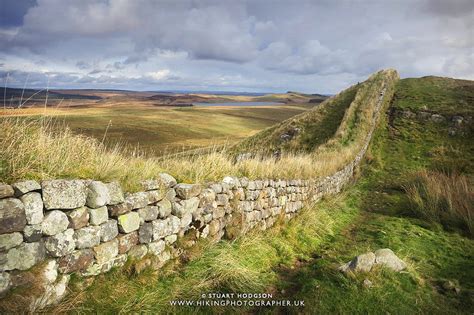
[193,101,284,107]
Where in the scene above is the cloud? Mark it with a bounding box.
[0,0,472,93]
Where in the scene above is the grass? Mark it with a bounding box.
[1,103,310,155]
[392,76,474,115]
[0,70,398,190]
[404,170,473,236]
[42,74,474,314]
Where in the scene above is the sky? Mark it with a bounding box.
[0,0,472,94]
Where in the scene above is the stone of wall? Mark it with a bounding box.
[0,82,390,310]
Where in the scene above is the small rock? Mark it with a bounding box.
[4,242,45,271]
[0,183,14,199]
[148,240,165,256]
[146,190,163,204]
[0,232,23,251]
[58,249,94,273]
[12,180,41,196]
[88,206,108,225]
[139,222,153,244]
[141,179,161,191]
[108,202,132,217]
[157,199,172,218]
[0,272,11,295]
[117,232,138,254]
[125,192,149,210]
[23,224,43,242]
[175,184,201,199]
[66,206,89,229]
[20,192,44,225]
[93,239,118,265]
[165,234,177,244]
[44,228,75,257]
[100,219,118,242]
[0,198,27,233]
[138,206,159,222]
[363,279,373,288]
[128,244,148,259]
[86,181,111,208]
[159,173,177,188]
[165,188,176,201]
[105,182,124,205]
[42,210,69,236]
[118,212,140,233]
[42,180,87,210]
[74,226,101,249]
[41,260,58,284]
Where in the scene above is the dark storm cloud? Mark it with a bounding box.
[0,0,472,93]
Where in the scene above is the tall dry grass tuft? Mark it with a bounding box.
[0,116,165,191]
[404,170,474,236]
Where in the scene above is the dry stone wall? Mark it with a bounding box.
[0,82,390,310]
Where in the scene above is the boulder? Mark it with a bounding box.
[105,182,124,205]
[12,180,41,196]
[138,206,159,222]
[42,210,69,236]
[88,206,108,225]
[159,173,177,188]
[0,198,27,233]
[199,188,216,207]
[139,222,153,244]
[0,183,14,199]
[374,248,407,271]
[66,206,89,229]
[100,219,118,242]
[339,252,376,273]
[118,212,140,233]
[23,224,43,242]
[42,180,87,210]
[157,199,172,218]
[20,192,44,225]
[175,184,201,199]
[86,181,110,208]
[57,249,94,273]
[44,229,75,257]
[117,232,138,254]
[0,232,23,251]
[93,239,118,265]
[3,242,45,271]
[74,226,101,249]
